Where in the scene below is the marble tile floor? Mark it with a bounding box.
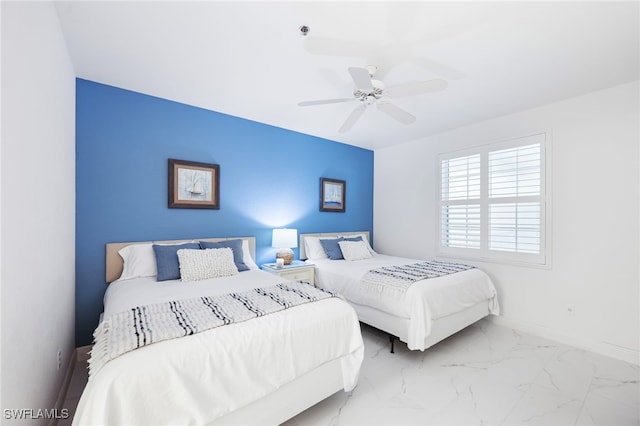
[60,319,639,425]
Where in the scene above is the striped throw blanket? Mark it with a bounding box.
[362,260,475,297]
[89,281,334,377]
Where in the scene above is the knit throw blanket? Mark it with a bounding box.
[362,260,475,297]
[89,281,334,377]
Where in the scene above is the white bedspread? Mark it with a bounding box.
[73,270,364,425]
[310,255,499,350]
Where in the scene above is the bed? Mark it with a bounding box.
[300,232,499,352]
[72,236,364,425]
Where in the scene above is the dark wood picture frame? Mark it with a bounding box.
[320,177,346,212]
[168,159,220,209]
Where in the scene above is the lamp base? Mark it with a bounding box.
[275,248,294,265]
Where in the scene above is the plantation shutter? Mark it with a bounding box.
[441,154,481,249]
[488,143,542,254]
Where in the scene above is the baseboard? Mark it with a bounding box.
[487,315,639,365]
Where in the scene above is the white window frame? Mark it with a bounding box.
[437,132,551,268]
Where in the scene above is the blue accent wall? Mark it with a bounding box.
[75,79,373,346]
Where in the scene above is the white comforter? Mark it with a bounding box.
[73,270,364,425]
[310,255,499,349]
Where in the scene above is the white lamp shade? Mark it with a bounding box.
[272,228,298,248]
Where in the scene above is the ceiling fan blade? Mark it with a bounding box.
[377,101,416,125]
[348,67,373,91]
[413,56,466,80]
[298,98,355,107]
[385,79,448,98]
[339,104,366,133]
[304,37,376,58]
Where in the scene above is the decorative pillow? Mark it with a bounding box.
[341,234,376,254]
[319,238,345,260]
[199,239,249,271]
[241,239,259,270]
[153,242,201,281]
[177,248,239,282]
[118,243,157,280]
[339,240,373,261]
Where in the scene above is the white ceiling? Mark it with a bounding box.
[54,1,639,151]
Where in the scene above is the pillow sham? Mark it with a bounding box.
[118,243,157,280]
[177,248,239,282]
[339,240,373,261]
[153,242,200,281]
[341,233,376,254]
[199,239,249,271]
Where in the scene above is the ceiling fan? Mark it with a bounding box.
[298,66,447,133]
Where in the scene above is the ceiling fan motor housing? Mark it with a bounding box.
[354,79,384,104]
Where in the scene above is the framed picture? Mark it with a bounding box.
[320,178,346,212]
[168,159,220,209]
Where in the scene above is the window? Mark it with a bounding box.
[439,133,547,265]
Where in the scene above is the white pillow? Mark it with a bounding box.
[177,248,239,282]
[241,239,259,270]
[341,233,376,254]
[339,240,373,261]
[118,243,156,280]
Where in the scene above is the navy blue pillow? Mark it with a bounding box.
[153,243,200,281]
[199,239,249,272]
[319,238,343,260]
[342,236,363,243]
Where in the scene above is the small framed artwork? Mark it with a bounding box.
[168,159,220,209]
[320,177,346,212]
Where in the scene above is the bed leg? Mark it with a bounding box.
[389,334,395,353]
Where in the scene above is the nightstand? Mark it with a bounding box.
[261,260,315,286]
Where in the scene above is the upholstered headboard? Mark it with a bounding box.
[299,231,370,260]
[105,236,256,283]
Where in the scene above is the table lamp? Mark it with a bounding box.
[272,228,298,265]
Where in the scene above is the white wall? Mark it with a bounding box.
[374,81,639,363]
[1,2,76,423]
